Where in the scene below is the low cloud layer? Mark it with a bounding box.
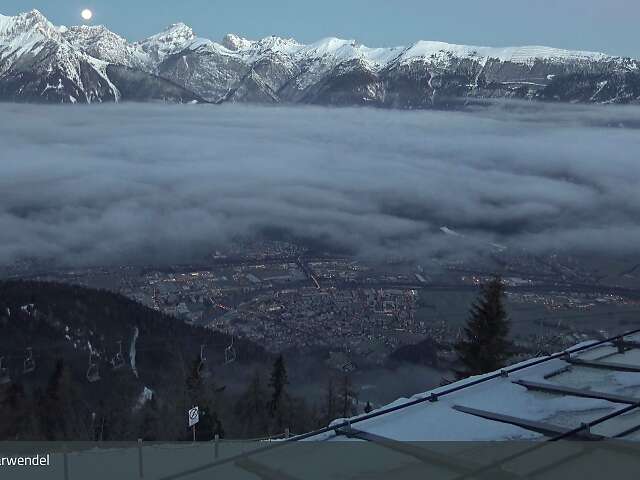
[1,101,639,267]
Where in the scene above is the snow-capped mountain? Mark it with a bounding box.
[62,25,149,71]
[148,28,640,107]
[0,10,203,103]
[1,9,638,106]
[0,10,119,103]
[135,22,196,65]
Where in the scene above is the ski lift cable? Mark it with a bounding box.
[0,336,237,372]
[1,305,634,357]
[0,333,232,355]
[3,304,633,377]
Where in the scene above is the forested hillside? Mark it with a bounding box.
[0,281,331,441]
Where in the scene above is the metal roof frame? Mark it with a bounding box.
[451,405,604,440]
[513,379,640,404]
[566,357,640,372]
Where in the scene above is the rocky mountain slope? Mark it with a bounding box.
[0,10,202,103]
[1,9,638,106]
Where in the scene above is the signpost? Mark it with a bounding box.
[188,406,199,442]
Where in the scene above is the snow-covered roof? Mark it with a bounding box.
[306,331,640,442]
[147,331,640,480]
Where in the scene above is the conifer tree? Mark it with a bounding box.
[0,381,32,440]
[269,355,288,415]
[455,276,513,377]
[268,355,289,432]
[38,359,87,440]
[235,371,268,438]
[186,356,205,406]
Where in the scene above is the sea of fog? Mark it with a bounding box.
[1,101,639,266]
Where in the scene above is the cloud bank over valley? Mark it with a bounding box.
[1,101,639,267]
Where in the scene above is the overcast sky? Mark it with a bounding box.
[2,0,639,57]
[1,102,640,267]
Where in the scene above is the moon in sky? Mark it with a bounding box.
[81,9,93,21]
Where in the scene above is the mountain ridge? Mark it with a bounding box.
[1,9,638,106]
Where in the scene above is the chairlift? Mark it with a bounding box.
[0,357,10,385]
[110,341,125,370]
[224,336,237,365]
[86,352,100,383]
[23,347,36,374]
[198,344,211,378]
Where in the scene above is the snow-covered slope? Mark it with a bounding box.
[135,22,196,64]
[166,32,614,71]
[400,41,610,66]
[2,9,639,106]
[144,26,639,106]
[0,9,65,60]
[0,10,204,103]
[0,10,119,103]
[63,24,149,71]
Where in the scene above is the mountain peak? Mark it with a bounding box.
[1,9,55,33]
[63,23,148,70]
[16,9,57,32]
[1,9,638,107]
[64,23,126,41]
[0,9,64,57]
[222,33,253,51]
[155,22,195,41]
[21,9,46,21]
[137,22,196,61]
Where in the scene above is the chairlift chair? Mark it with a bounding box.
[86,352,100,383]
[224,336,237,365]
[110,341,125,370]
[0,357,10,385]
[23,347,36,374]
[198,344,211,378]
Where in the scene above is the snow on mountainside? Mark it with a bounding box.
[135,22,196,64]
[0,10,203,103]
[401,41,610,66]
[0,10,119,102]
[0,9,63,59]
[1,9,639,106]
[63,25,149,71]
[222,33,253,52]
